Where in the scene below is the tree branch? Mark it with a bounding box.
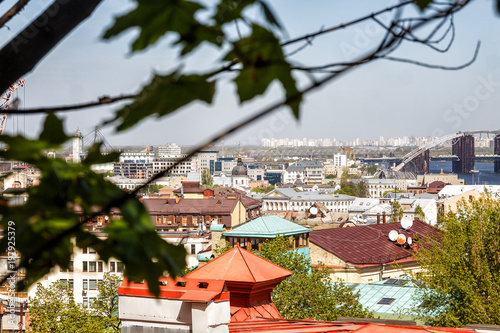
[0,0,103,94]
[0,0,30,29]
[2,94,136,114]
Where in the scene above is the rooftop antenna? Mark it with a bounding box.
[401,216,413,230]
[388,230,398,242]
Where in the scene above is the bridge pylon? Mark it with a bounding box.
[452,135,475,173]
[495,135,500,173]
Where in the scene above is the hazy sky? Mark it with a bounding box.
[1,0,500,147]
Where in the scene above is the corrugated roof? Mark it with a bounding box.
[309,220,439,265]
[223,215,311,238]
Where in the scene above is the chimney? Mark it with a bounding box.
[382,211,386,224]
[377,213,380,224]
[181,185,184,198]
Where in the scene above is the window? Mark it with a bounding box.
[89,248,96,254]
[83,279,88,290]
[83,297,88,308]
[182,216,187,226]
[83,261,88,272]
[60,279,74,289]
[89,261,96,272]
[117,262,124,272]
[377,298,396,305]
[110,262,115,272]
[98,261,103,272]
[89,280,97,290]
[191,244,196,255]
[83,247,87,254]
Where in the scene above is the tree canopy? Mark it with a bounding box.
[412,195,500,326]
[28,272,121,332]
[259,236,372,321]
[0,0,482,296]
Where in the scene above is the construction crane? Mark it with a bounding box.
[341,147,356,162]
[0,79,25,135]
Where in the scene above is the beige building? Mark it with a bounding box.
[417,173,464,186]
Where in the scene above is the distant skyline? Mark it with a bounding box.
[1,1,500,146]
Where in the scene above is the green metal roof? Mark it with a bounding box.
[222,215,311,238]
[349,278,423,320]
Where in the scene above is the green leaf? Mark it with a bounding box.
[212,0,256,26]
[39,113,69,145]
[82,143,121,166]
[258,1,282,30]
[224,24,301,118]
[103,0,221,54]
[108,71,215,131]
[414,0,434,11]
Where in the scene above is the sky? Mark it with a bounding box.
[1,0,500,147]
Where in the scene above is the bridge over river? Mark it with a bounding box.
[359,131,500,174]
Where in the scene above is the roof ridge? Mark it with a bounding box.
[237,246,257,283]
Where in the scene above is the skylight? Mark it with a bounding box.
[377,298,396,305]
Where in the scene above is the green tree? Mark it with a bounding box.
[335,186,355,197]
[412,196,500,327]
[201,168,213,187]
[0,0,478,296]
[28,280,101,333]
[325,174,336,179]
[382,189,406,197]
[251,184,275,193]
[414,204,425,221]
[259,236,371,321]
[137,184,163,195]
[390,201,403,223]
[91,272,122,332]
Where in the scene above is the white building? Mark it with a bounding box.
[262,188,355,212]
[333,154,347,168]
[158,143,182,157]
[364,179,406,198]
[72,129,83,163]
[283,161,324,185]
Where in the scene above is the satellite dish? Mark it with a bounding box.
[309,207,318,215]
[407,237,413,245]
[397,233,406,245]
[401,217,413,230]
[388,230,398,242]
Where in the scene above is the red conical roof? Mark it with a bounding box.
[187,246,292,283]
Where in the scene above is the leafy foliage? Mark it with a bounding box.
[223,24,301,117]
[0,0,479,302]
[0,115,186,295]
[28,273,121,332]
[251,184,275,193]
[108,72,216,131]
[259,236,371,321]
[29,281,100,333]
[92,272,122,332]
[335,173,367,197]
[201,168,213,187]
[412,195,500,326]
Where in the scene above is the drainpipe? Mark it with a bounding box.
[380,263,386,281]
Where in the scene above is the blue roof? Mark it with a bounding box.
[223,215,311,238]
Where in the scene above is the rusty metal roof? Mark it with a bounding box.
[309,220,439,266]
